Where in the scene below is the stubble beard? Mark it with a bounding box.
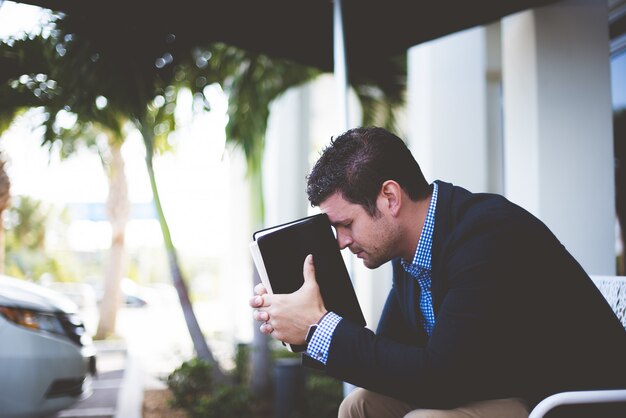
[361,244,394,269]
[360,215,401,269]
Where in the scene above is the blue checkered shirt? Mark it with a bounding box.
[305,183,439,364]
[400,182,438,336]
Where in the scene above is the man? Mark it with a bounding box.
[250,127,626,418]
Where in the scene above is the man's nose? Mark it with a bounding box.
[337,232,353,250]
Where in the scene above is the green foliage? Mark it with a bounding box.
[353,52,407,134]
[166,358,214,410]
[5,250,67,282]
[166,358,252,418]
[166,347,344,418]
[191,384,251,418]
[234,342,250,385]
[4,195,78,282]
[301,374,343,418]
[5,196,48,250]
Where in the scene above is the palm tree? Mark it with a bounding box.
[0,32,134,338]
[45,12,228,379]
[0,17,227,380]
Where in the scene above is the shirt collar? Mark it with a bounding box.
[401,182,438,273]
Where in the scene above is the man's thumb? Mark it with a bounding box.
[303,254,317,283]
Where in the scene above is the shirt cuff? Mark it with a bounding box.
[305,311,342,365]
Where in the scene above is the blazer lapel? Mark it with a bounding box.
[431,180,455,315]
[404,268,429,342]
[393,260,427,340]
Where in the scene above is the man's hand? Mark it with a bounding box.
[250,282,273,334]
[249,254,327,345]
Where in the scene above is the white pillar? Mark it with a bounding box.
[263,85,311,225]
[502,0,615,274]
[225,146,254,343]
[408,25,502,193]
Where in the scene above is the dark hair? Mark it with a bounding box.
[306,127,430,216]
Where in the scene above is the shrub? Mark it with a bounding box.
[166,358,213,410]
[191,385,251,418]
[166,346,344,418]
[303,374,343,418]
[165,358,252,417]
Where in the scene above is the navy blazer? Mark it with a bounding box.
[313,181,626,409]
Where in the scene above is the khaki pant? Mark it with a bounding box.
[338,388,529,418]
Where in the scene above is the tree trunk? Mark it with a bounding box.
[248,168,272,396]
[141,128,226,383]
[96,140,130,340]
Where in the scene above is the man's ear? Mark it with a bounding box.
[379,180,402,216]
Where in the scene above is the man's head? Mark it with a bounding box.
[306,127,430,268]
[306,127,429,216]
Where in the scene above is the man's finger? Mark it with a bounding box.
[254,283,267,296]
[253,310,268,322]
[260,322,274,335]
[249,295,263,308]
[260,294,273,308]
[303,254,316,283]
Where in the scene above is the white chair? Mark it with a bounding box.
[528,276,626,418]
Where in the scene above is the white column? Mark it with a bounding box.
[408,25,501,193]
[263,85,311,225]
[225,146,254,343]
[502,0,615,274]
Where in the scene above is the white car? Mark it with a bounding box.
[0,275,96,418]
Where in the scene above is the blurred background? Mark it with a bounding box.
[0,0,625,417]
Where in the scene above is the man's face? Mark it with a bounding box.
[320,192,401,269]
